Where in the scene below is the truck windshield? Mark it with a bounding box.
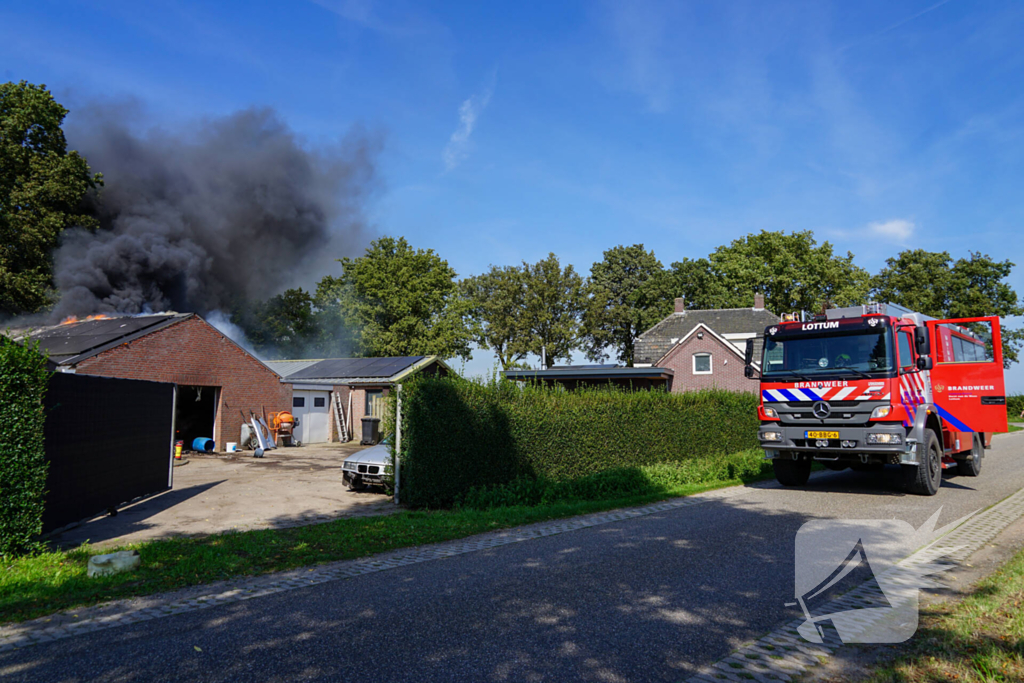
[762,329,894,378]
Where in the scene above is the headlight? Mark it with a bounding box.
[761,431,783,442]
[763,406,778,418]
[870,406,892,419]
[866,433,902,445]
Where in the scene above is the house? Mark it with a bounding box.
[266,356,452,444]
[16,313,289,451]
[633,294,780,393]
[503,364,674,391]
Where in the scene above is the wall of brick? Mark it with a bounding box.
[658,327,757,394]
[74,315,291,449]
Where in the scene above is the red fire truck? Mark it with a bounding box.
[744,303,1008,495]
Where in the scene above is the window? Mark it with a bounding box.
[693,353,712,374]
[935,321,995,364]
[897,330,916,373]
[313,397,326,408]
[365,390,384,418]
[292,397,305,408]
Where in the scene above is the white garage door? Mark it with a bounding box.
[292,390,330,444]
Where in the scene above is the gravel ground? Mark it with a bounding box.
[4,431,1023,682]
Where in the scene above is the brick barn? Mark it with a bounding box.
[21,313,289,451]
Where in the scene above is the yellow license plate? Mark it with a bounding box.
[806,431,839,439]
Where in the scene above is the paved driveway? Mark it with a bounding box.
[8,432,1024,682]
[51,443,393,548]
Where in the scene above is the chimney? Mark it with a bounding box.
[674,296,686,313]
[753,293,765,310]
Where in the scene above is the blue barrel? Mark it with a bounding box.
[192,437,215,452]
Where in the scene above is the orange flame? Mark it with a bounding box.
[59,313,114,325]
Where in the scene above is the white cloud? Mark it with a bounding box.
[868,219,915,242]
[443,85,493,171]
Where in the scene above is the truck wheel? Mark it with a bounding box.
[774,457,812,486]
[956,434,983,477]
[903,430,942,495]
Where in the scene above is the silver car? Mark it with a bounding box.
[342,442,390,490]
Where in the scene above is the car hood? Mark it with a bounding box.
[344,443,391,466]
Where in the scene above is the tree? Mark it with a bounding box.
[522,253,584,368]
[238,288,324,359]
[461,265,531,370]
[671,230,871,314]
[317,236,471,360]
[0,81,101,316]
[582,244,674,366]
[873,250,1024,367]
[669,256,730,311]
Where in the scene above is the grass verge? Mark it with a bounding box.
[1,452,772,624]
[866,546,1024,682]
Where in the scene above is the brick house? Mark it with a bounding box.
[21,313,289,450]
[267,356,452,444]
[633,295,779,393]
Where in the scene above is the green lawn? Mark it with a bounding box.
[2,456,772,624]
[866,546,1024,682]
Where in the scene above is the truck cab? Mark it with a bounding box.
[746,303,1008,495]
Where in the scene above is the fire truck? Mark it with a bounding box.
[743,303,1008,495]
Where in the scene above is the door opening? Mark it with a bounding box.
[175,385,217,449]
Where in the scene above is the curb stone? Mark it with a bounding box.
[0,481,769,653]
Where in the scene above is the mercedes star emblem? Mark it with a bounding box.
[812,401,831,419]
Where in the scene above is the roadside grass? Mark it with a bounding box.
[867,546,1024,683]
[1,451,772,624]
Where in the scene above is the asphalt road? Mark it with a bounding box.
[5,432,1024,683]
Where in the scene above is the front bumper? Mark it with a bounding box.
[342,462,386,483]
[758,423,920,464]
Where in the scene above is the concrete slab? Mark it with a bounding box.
[50,443,394,548]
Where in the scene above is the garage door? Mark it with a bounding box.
[292,390,330,444]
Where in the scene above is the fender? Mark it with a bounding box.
[902,403,943,465]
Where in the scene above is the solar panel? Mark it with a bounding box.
[287,356,425,380]
[29,315,181,359]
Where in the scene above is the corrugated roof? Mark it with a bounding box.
[24,314,193,365]
[263,359,325,377]
[504,366,674,380]
[286,356,426,381]
[634,308,780,365]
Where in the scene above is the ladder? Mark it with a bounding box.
[333,391,349,442]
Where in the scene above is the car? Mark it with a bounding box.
[342,441,391,490]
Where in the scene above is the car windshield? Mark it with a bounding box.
[762,328,894,377]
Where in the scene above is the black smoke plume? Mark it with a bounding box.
[52,107,378,321]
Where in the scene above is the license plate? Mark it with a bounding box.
[806,431,839,439]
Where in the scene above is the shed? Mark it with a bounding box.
[268,356,452,443]
[503,365,675,391]
[18,313,289,451]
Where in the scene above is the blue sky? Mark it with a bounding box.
[3,0,1023,390]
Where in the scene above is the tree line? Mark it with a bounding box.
[2,81,1022,368]
[237,234,1024,369]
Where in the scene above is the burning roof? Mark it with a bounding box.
[21,313,193,366]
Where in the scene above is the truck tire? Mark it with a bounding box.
[956,434,983,477]
[774,457,812,486]
[902,430,942,495]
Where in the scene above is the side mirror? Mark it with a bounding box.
[744,338,755,366]
[914,326,930,355]
[744,365,755,379]
[916,356,933,371]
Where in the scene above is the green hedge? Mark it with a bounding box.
[392,376,760,508]
[0,337,49,557]
[1008,394,1024,420]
